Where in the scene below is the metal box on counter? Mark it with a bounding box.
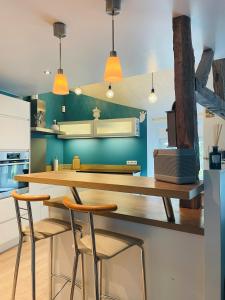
[154,148,198,184]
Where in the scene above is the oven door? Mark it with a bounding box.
[0,161,29,199]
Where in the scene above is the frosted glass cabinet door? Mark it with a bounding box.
[0,115,30,150]
[94,118,140,137]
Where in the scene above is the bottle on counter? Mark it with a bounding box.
[53,157,59,171]
[72,155,80,170]
[51,120,59,131]
[209,146,221,170]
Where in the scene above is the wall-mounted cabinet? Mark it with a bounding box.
[58,121,94,139]
[57,118,140,139]
[94,118,140,137]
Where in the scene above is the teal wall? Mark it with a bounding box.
[64,92,147,175]
[30,91,147,175]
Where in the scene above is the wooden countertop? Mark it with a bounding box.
[44,190,204,235]
[15,170,204,200]
[45,164,141,174]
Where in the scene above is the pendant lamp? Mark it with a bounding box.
[104,0,122,83]
[148,72,158,103]
[52,22,69,95]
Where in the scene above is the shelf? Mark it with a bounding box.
[31,127,65,135]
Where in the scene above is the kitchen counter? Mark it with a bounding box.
[44,190,204,235]
[45,164,141,174]
[15,170,204,224]
[15,170,203,199]
[15,171,205,299]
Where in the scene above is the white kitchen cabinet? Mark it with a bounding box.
[0,94,30,150]
[94,118,140,137]
[0,94,29,119]
[0,218,18,253]
[0,115,30,150]
[0,197,16,223]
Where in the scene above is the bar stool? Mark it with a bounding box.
[11,191,83,300]
[63,197,147,300]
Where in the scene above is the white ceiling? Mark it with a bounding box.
[0,0,224,97]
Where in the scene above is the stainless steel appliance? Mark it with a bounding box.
[0,151,29,199]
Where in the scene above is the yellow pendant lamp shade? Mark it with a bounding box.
[104,54,122,83]
[53,69,69,95]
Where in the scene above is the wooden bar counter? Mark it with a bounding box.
[17,171,205,300]
[15,170,204,234]
[44,190,204,235]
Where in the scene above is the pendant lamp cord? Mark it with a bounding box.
[152,72,154,89]
[59,37,62,69]
[112,11,115,52]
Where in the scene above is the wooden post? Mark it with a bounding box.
[173,15,200,208]
[213,58,225,100]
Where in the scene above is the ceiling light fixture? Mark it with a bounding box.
[44,70,52,75]
[106,84,114,98]
[52,22,69,95]
[104,0,122,83]
[74,87,82,95]
[148,72,157,103]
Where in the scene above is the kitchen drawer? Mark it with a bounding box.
[0,197,16,223]
[0,218,18,252]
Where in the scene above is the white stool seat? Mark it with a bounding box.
[79,228,143,259]
[23,218,71,240]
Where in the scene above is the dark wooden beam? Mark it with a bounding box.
[213,58,225,100]
[173,15,199,169]
[173,15,200,209]
[196,48,214,87]
[195,80,225,119]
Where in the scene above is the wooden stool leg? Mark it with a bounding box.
[11,237,23,300]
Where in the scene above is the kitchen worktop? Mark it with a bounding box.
[15,170,203,199]
[45,164,141,174]
[44,190,204,235]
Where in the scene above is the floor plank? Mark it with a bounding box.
[0,240,49,300]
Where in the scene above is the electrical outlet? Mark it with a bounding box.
[126,160,137,165]
[61,105,66,113]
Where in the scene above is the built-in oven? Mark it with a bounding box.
[0,151,29,199]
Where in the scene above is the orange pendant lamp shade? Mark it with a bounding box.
[104,54,122,83]
[53,69,69,95]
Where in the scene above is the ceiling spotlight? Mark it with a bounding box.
[44,70,52,75]
[74,87,82,95]
[106,84,114,98]
[148,72,157,104]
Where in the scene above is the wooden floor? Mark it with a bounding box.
[0,240,49,300]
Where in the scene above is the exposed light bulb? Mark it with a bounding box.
[74,87,82,95]
[148,88,157,103]
[106,85,114,98]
